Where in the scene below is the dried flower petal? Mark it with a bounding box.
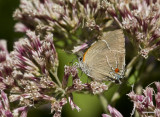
[72,43,88,53]
[155,92,160,109]
[62,65,78,88]
[155,108,160,117]
[143,87,154,107]
[72,79,86,91]
[102,114,111,117]
[128,82,160,116]
[107,105,123,117]
[102,105,123,117]
[14,23,28,32]
[90,81,108,94]
[68,96,81,112]
[13,106,28,117]
[51,98,67,116]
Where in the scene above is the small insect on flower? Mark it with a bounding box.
[79,29,125,83]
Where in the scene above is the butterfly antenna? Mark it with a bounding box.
[61,49,75,55]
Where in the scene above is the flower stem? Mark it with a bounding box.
[98,94,108,113]
[50,70,62,88]
[98,83,113,113]
[125,55,140,77]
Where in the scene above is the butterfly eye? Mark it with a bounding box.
[79,57,83,61]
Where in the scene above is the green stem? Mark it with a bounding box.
[98,94,108,113]
[125,55,140,78]
[50,70,62,88]
[111,92,120,104]
[98,83,114,113]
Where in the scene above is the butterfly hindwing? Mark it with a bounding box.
[82,29,125,81]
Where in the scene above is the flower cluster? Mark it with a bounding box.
[3,0,160,116]
[0,90,28,117]
[14,30,58,77]
[13,0,110,51]
[63,65,108,95]
[0,34,109,116]
[0,40,14,91]
[0,40,30,116]
[0,31,62,116]
[51,98,67,117]
[11,30,60,106]
[104,0,160,60]
[127,82,160,116]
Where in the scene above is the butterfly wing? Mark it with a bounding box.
[100,29,125,70]
[82,29,125,81]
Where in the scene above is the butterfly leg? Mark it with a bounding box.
[120,65,125,75]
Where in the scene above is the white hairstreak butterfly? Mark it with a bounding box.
[79,29,125,83]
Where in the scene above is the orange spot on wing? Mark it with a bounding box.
[83,48,89,62]
[115,68,119,73]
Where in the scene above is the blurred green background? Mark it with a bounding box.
[2,0,160,117]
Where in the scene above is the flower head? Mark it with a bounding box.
[10,30,59,106]
[0,40,8,63]
[0,31,62,116]
[13,0,110,51]
[104,0,160,60]
[14,30,58,75]
[127,82,160,116]
[0,40,15,91]
[0,90,28,117]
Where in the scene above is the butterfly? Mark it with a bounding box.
[79,29,125,83]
